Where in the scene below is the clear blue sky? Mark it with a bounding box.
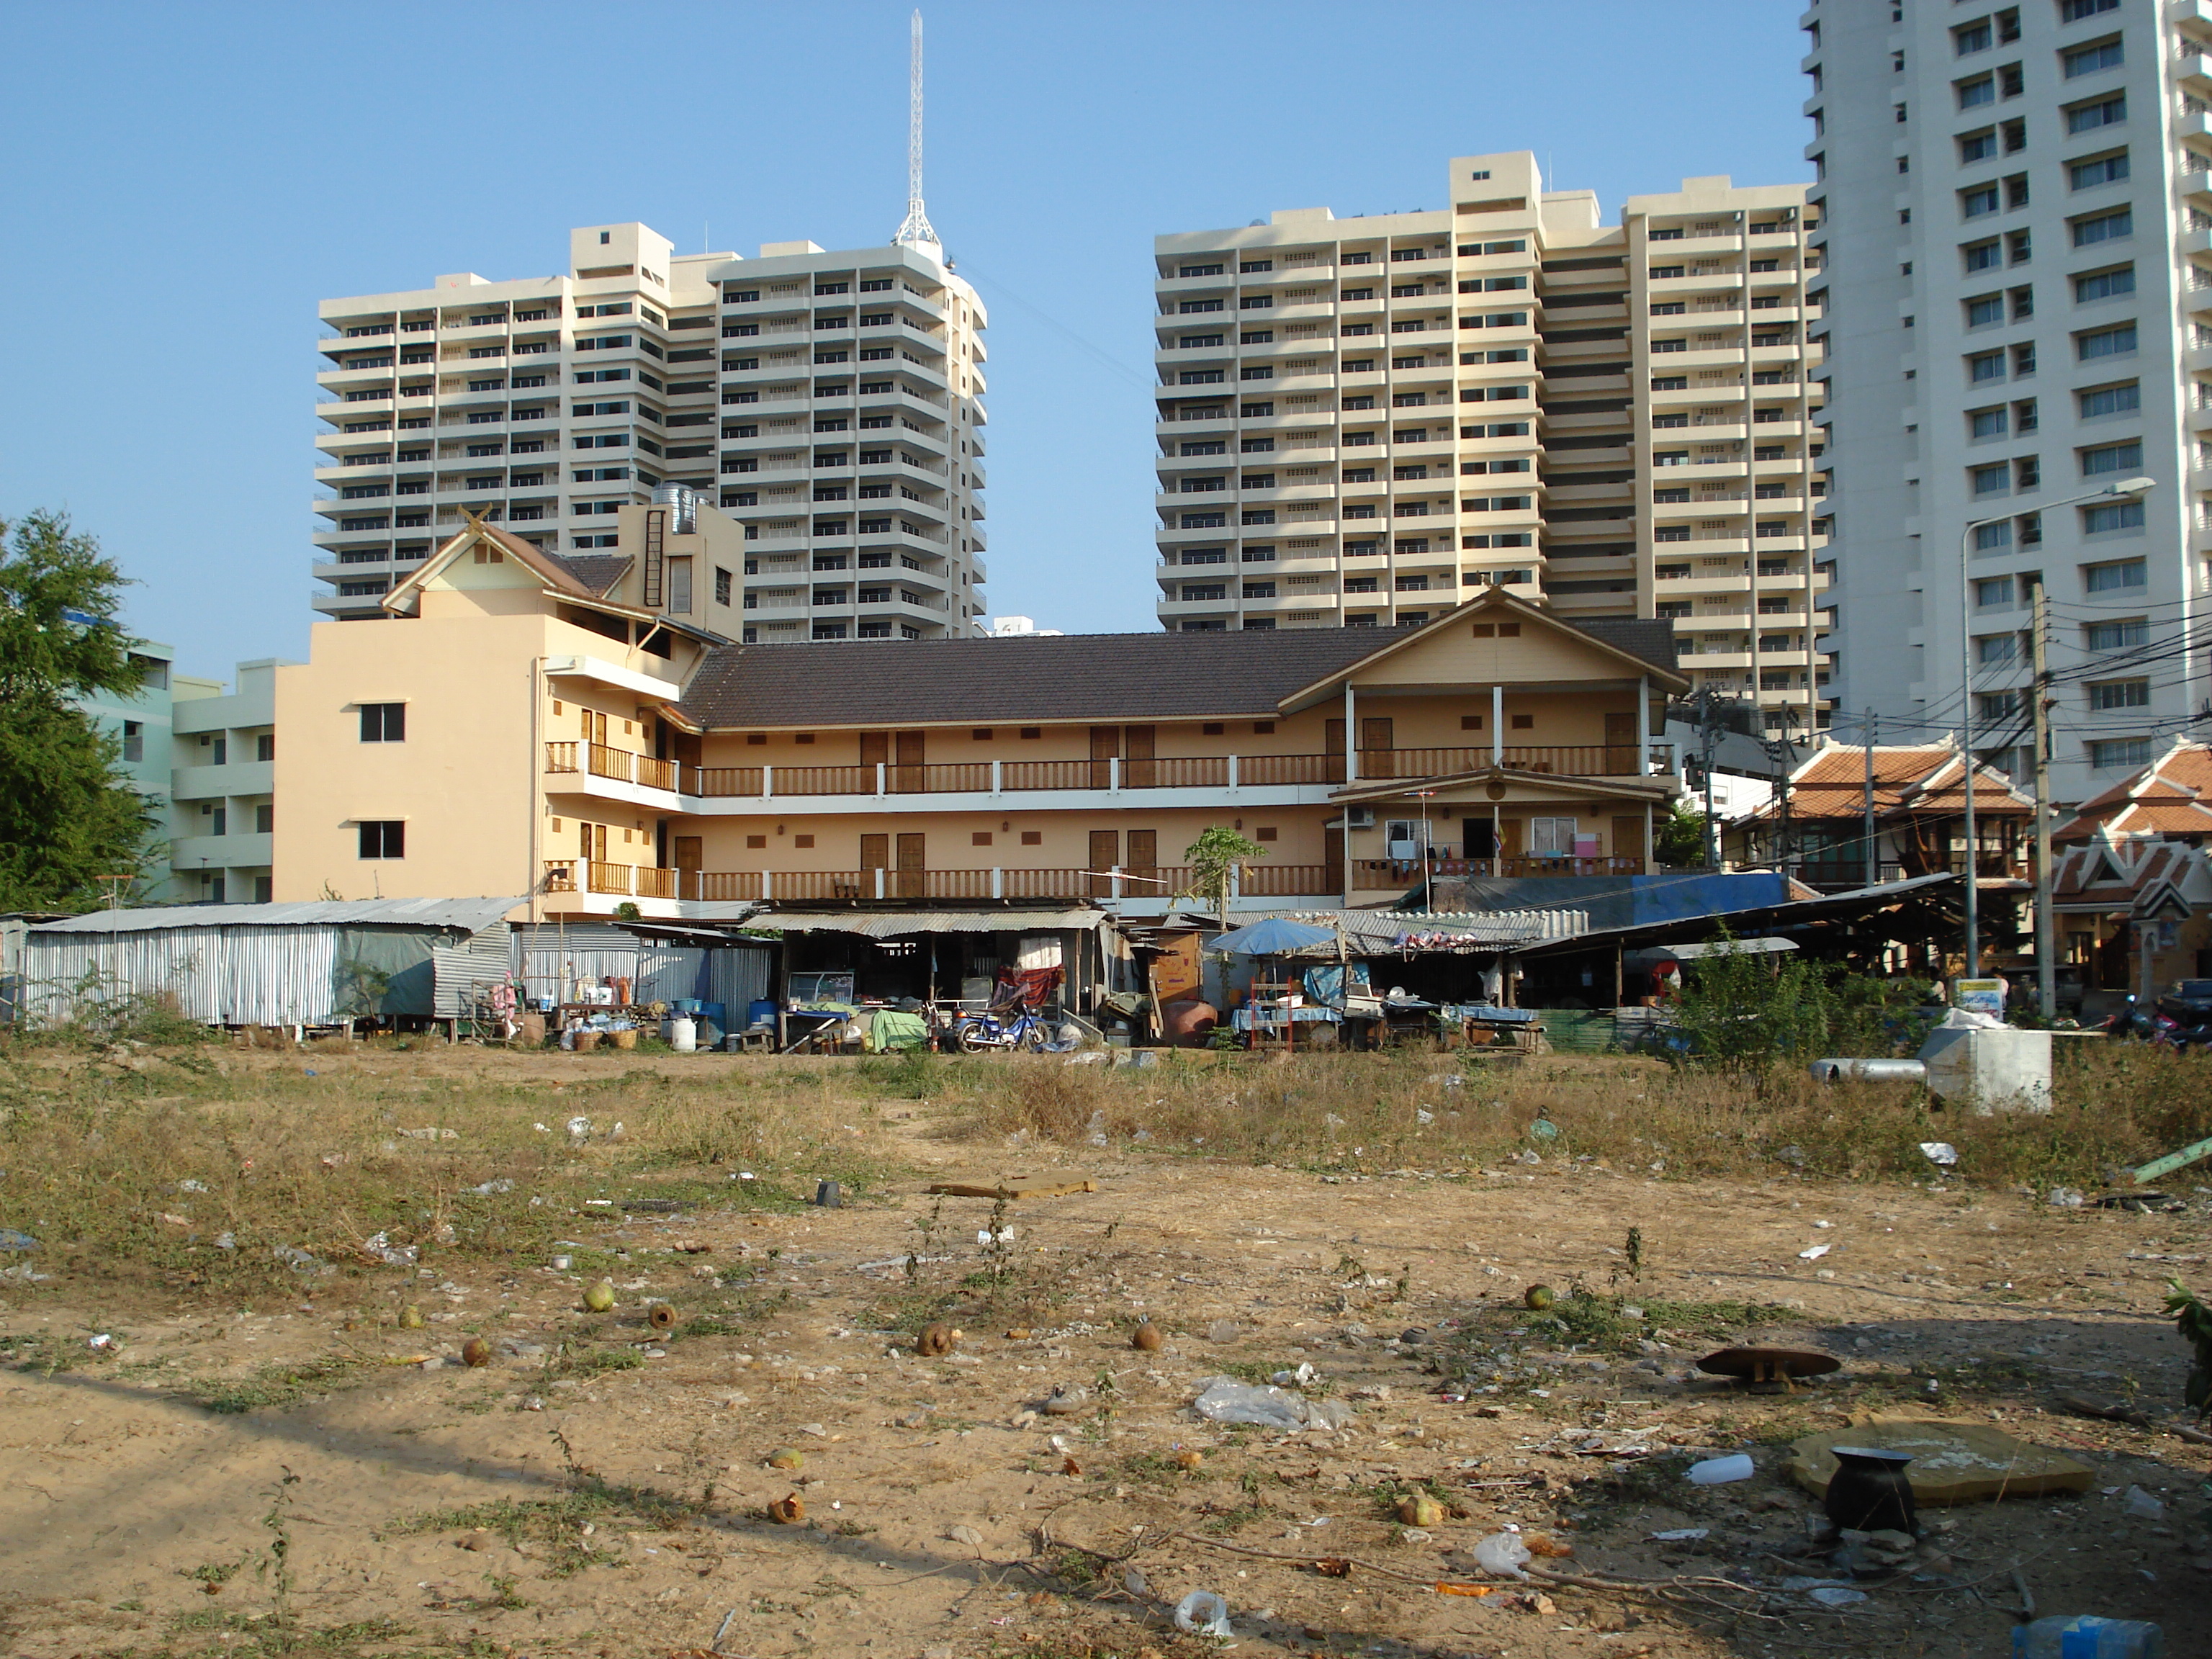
[0,1,1812,685]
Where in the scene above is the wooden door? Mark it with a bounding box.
[892,729,925,792]
[860,832,889,869]
[1124,724,1156,788]
[1611,815,1645,866]
[1323,719,1346,783]
[1127,829,1158,884]
[1498,817,1524,860]
[1089,725,1119,789]
[1087,830,1120,897]
[588,822,607,860]
[859,731,888,769]
[1604,711,1637,775]
[895,832,926,898]
[1324,824,1345,890]
[673,835,703,900]
[1361,716,1395,780]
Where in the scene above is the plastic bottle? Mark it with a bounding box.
[2012,1616,2165,1658]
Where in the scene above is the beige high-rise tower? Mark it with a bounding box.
[1154,152,1830,732]
[315,224,988,640]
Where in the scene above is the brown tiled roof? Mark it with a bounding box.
[2054,839,2195,908]
[1743,742,2031,824]
[2055,741,2212,844]
[553,554,633,598]
[675,612,1678,731]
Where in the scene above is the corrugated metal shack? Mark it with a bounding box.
[17,898,522,1029]
[511,920,773,1016]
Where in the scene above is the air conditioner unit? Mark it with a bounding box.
[1343,807,1377,829]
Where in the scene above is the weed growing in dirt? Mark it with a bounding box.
[185,1357,371,1416]
[390,1429,703,1578]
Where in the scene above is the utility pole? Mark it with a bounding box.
[2030,575,2056,1020]
[1772,733,1797,875]
[1698,685,1719,869]
[1862,709,1878,889]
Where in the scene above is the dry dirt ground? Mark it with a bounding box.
[2,1051,2209,1659]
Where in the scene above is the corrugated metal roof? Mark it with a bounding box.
[745,908,1108,937]
[32,897,523,936]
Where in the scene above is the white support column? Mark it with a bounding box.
[874,868,887,900]
[876,763,887,797]
[762,765,774,800]
[1491,684,1503,765]
[990,759,1002,795]
[991,867,1003,899]
[1226,753,1239,791]
[1637,673,1651,770]
[1344,683,1357,782]
[1109,756,1121,794]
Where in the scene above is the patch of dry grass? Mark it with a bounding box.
[0,1046,904,1303]
[940,1042,2212,1192]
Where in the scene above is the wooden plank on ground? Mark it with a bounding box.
[925,1179,1100,1200]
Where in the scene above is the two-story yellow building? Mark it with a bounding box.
[274,511,1688,917]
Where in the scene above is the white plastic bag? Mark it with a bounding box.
[1173,1590,1232,1636]
[1473,1529,1532,1578]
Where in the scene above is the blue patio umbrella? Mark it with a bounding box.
[1208,917,1336,956]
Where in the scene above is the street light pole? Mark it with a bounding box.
[1956,477,2155,981]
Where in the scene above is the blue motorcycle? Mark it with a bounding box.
[949,1002,1049,1053]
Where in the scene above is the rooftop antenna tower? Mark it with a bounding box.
[891,10,940,249]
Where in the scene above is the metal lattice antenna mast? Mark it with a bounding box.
[891,10,940,248]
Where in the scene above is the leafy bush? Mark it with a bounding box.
[1665,935,1933,1071]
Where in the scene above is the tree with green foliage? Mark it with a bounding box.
[1654,801,1712,868]
[1664,930,1935,1071]
[0,511,159,911]
[1181,825,1267,920]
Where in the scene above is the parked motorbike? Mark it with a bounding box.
[2098,995,2157,1041]
[948,1001,1050,1053]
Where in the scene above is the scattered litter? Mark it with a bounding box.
[566,1116,592,1139]
[1270,1362,1318,1387]
[1416,1109,1435,1125]
[271,1244,325,1275]
[1172,1590,1232,1637]
[1191,1376,1310,1431]
[212,1231,235,1251]
[1648,1527,1709,1542]
[400,1127,457,1141]
[1807,1586,1868,1609]
[2014,1617,2164,1658]
[1473,1529,1532,1578]
[2122,1485,2164,1519]
[176,1180,207,1194]
[1697,1346,1842,1387]
[1919,1142,1959,1166]
[0,1264,50,1282]
[2047,1187,2086,1208]
[550,1254,572,1272]
[87,1333,116,1352]
[945,1524,982,1549]
[1040,1382,1089,1416]
[469,1178,513,1196]
[0,1228,38,1252]
[1798,1243,1832,1261]
[1529,1117,1560,1141]
[1686,1453,1755,1485]
[1122,1565,1148,1599]
[361,1231,418,1267]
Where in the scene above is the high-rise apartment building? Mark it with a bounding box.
[1811,0,2203,802]
[315,224,989,639]
[1153,153,1830,729]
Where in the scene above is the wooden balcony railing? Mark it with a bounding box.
[542,859,577,893]
[685,864,1339,903]
[673,745,1675,801]
[588,860,632,894]
[1354,855,1645,886]
[546,742,677,793]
